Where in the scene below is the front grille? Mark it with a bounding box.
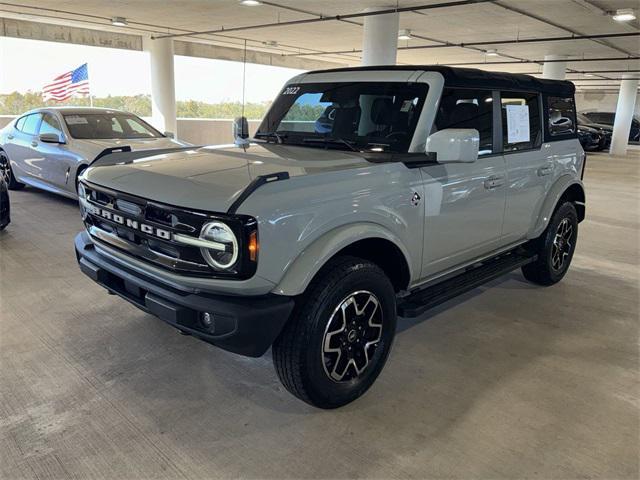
[82,182,230,276]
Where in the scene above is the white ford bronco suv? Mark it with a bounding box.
[75,66,585,408]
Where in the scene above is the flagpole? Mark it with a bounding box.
[87,63,93,107]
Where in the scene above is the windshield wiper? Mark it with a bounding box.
[254,132,287,144]
[302,137,359,152]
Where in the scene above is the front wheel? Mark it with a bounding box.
[272,256,397,409]
[0,151,24,190]
[522,201,578,286]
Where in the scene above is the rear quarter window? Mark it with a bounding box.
[15,117,26,131]
[548,96,577,137]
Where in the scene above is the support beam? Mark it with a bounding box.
[361,8,399,66]
[144,37,177,137]
[610,74,639,156]
[542,54,567,80]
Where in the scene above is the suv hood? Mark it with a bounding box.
[84,143,373,212]
[81,137,189,150]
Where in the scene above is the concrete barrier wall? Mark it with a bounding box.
[575,92,640,116]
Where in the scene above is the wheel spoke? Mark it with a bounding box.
[551,217,575,272]
[322,291,384,383]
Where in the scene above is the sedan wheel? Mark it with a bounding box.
[0,152,24,190]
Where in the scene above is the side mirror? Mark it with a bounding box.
[426,128,479,163]
[233,116,250,147]
[164,131,175,139]
[39,133,64,144]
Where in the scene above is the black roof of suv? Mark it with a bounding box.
[313,65,575,96]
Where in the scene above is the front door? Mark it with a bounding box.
[420,88,506,278]
[38,112,76,191]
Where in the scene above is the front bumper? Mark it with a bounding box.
[75,231,294,357]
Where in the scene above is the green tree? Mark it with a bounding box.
[0,92,272,120]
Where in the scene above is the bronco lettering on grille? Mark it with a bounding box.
[86,204,171,240]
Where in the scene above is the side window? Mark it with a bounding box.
[548,96,576,136]
[22,114,42,136]
[435,88,494,155]
[111,117,125,134]
[501,92,541,152]
[124,117,152,136]
[40,114,64,137]
[15,116,26,131]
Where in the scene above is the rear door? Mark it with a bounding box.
[420,88,507,277]
[4,113,42,179]
[499,91,550,243]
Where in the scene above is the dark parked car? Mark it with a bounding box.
[577,124,602,151]
[577,113,612,150]
[0,174,10,231]
[581,111,640,143]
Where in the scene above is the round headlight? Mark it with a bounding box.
[200,221,238,270]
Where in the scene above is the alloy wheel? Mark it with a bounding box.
[551,218,573,271]
[322,290,383,382]
[0,154,10,185]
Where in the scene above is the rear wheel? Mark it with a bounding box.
[0,151,24,190]
[522,201,578,286]
[272,256,397,409]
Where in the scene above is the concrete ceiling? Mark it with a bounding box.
[0,0,638,90]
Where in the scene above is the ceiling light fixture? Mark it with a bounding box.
[611,8,636,22]
[240,0,262,6]
[111,16,128,26]
[398,29,412,41]
[486,49,499,57]
[584,73,594,77]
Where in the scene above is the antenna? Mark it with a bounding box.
[241,39,247,126]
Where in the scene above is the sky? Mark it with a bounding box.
[0,37,304,103]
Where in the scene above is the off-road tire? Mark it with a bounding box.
[0,151,24,190]
[522,201,578,286]
[272,256,397,409]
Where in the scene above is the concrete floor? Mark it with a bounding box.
[1,151,638,479]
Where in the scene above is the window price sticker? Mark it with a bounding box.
[65,116,89,125]
[506,104,530,144]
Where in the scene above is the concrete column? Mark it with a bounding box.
[143,37,177,136]
[610,74,639,156]
[361,8,399,66]
[542,54,567,80]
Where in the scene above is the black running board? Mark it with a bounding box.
[397,251,536,318]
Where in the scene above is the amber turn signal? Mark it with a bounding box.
[248,230,258,262]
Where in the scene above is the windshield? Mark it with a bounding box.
[256,82,429,153]
[63,113,163,140]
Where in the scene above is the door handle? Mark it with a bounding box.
[31,141,38,147]
[7,134,13,140]
[484,175,505,190]
[537,163,553,176]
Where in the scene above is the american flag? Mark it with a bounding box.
[42,63,90,102]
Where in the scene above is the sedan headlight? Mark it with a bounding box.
[199,221,239,270]
[78,182,90,219]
